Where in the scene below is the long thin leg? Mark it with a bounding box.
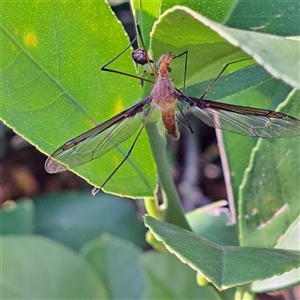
[171,51,194,133]
[92,105,155,195]
[100,35,155,84]
[173,51,188,94]
[199,57,253,100]
[176,103,193,134]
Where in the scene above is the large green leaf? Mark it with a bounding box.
[144,215,300,290]
[161,0,238,23]
[161,0,300,37]
[151,8,253,90]
[150,4,299,88]
[1,0,156,197]
[238,90,300,247]
[0,235,108,299]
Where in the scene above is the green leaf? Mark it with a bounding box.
[1,0,156,197]
[151,4,299,90]
[251,217,300,292]
[238,90,300,247]
[0,199,34,234]
[161,1,300,36]
[151,7,253,89]
[34,192,147,251]
[130,0,162,50]
[224,1,300,36]
[186,201,239,246]
[0,235,108,299]
[206,27,300,89]
[140,251,230,299]
[252,267,300,293]
[161,0,238,23]
[144,215,300,290]
[81,234,144,299]
[173,6,300,88]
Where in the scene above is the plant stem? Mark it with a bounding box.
[145,121,190,230]
[144,197,163,219]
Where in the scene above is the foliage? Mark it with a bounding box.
[1,0,300,298]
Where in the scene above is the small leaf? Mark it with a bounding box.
[144,215,300,290]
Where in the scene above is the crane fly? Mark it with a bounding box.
[45,38,300,193]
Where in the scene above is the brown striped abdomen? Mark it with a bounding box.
[161,108,180,139]
[151,54,179,139]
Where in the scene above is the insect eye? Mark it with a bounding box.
[167,67,171,72]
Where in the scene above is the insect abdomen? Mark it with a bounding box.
[161,109,180,139]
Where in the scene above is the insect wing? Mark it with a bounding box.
[45,98,151,173]
[184,96,300,138]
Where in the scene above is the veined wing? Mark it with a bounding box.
[181,95,300,138]
[45,97,152,173]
